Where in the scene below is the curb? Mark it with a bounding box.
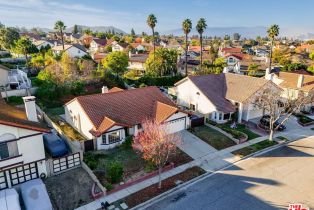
[131,137,298,210]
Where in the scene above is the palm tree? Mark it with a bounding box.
[54,20,66,50]
[182,19,192,76]
[196,18,207,72]
[147,14,157,60]
[267,24,279,76]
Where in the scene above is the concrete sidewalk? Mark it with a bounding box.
[76,124,314,210]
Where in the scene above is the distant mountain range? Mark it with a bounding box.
[66,25,126,34]
[163,26,314,40]
[36,25,126,34]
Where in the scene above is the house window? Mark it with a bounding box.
[0,134,19,160]
[223,113,231,120]
[108,131,121,144]
[190,104,196,111]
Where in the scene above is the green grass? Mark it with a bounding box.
[191,125,236,150]
[232,140,278,157]
[276,136,289,141]
[209,121,260,140]
[46,106,65,116]
[6,96,24,106]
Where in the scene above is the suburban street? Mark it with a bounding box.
[144,136,314,210]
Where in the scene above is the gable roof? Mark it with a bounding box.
[108,87,124,93]
[275,72,314,92]
[52,44,87,52]
[179,73,271,113]
[93,38,107,46]
[73,86,181,136]
[0,98,49,133]
[221,47,242,54]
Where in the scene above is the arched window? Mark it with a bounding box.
[0,133,19,160]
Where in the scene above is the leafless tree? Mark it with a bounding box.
[254,87,314,141]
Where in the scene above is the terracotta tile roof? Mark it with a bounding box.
[74,86,180,136]
[276,72,314,91]
[221,47,242,54]
[183,73,270,113]
[108,87,124,93]
[154,101,178,124]
[0,98,49,133]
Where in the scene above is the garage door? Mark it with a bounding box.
[164,117,186,134]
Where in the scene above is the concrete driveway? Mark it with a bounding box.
[145,136,314,210]
[177,130,217,159]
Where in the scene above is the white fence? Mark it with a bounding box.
[1,87,37,98]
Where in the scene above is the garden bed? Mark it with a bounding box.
[208,121,260,140]
[295,114,314,126]
[123,166,205,208]
[191,125,236,150]
[84,145,193,191]
[232,140,278,158]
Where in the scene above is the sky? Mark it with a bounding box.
[0,0,314,34]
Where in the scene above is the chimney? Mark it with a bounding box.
[128,51,132,58]
[265,67,272,80]
[101,86,109,94]
[297,74,304,88]
[22,96,38,122]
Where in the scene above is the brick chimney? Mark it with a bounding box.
[22,96,38,122]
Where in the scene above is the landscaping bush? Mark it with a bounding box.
[104,183,113,191]
[7,96,24,105]
[121,136,133,149]
[106,161,124,183]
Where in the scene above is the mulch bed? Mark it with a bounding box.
[123,166,205,208]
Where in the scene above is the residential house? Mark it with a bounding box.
[0,96,49,189]
[64,86,190,150]
[20,32,41,42]
[174,73,279,123]
[33,40,54,50]
[52,44,87,58]
[128,53,149,74]
[112,42,129,52]
[0,65,31,90]
[219,47,242,57]
[89,38,107,53]
[267,71,314,111]
[130,43,147,53]
[70,34,83,43]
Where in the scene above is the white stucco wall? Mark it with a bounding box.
[0,68,9,86]
[175,79,217,116]
[67,46,87,58]
[64,99,94,139]
[0,124,46,170]
[96,125,126,150]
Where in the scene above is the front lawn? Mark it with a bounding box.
[6,96,24,106]
[191,126,236,150]
[209,121,260,140]
[295,114,314,126]
[83,144,193,191]
[232,140,278,158]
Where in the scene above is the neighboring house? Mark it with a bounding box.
[178,59,200,75]
[128,53,149,74]
[33,40,54,50]
[89,38,107,53]
[20,32,41,42]
[174,73,279,123]
[112,42,129,52]
[0,96,49,189]
[223,54,243,74]
[64,86,190,150]
[268,71,314,111]
[219,47,242,57]
[70,33,83,43]
[130,43,147,52]
[52,44,87,58]
[0,65,31,90]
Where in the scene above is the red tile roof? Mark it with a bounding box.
[221,47,242,54]
[108,87,124,93]
[73,86,181,136]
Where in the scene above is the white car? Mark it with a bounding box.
[0,188,21,210]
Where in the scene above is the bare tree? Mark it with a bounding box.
[132,120,181,188]
[254,87,314,141]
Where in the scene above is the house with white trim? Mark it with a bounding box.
[173,73,280,123]
[64,86,190,150]
[52,44,87,58]
[0,96,49,189]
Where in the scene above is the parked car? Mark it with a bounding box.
[259,115,286,131]
[0,188,21,210]
[43,133,69,158]
[20,179,53,210]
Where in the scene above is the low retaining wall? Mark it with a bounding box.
[107,163,175,195]
[82,162,106,194]
[1,87,37,98]
[205,123,248,144]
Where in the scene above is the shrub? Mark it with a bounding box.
[104,183,113,191]
[121,136,133,149]
[106,161,124,183]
